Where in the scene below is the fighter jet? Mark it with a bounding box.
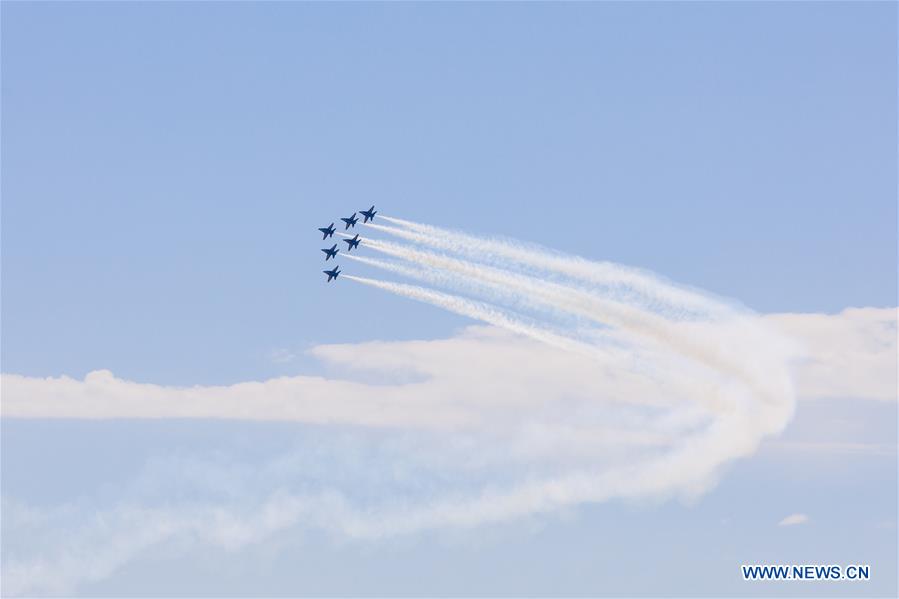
[323,266,341,282]
[318,223,336,240]
[343,234,361,251]
[341,213,359,230]
[321,244,339,261]
[360,205,377,223]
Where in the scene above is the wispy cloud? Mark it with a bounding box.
[769,307,897,402]
[767,440,897,457]
[268,348,297,364]
[778,513,810,527]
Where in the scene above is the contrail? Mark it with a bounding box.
[344,275,621,362]
[345,260,741,416]
[370,217,736,320]
[346,249,792,525]
[358,234,679,333]
[346,240,601,325]
[348,234,785,402]
[343,253,448,290]
[0,217,804,594]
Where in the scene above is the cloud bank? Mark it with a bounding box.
[3,308,894,425]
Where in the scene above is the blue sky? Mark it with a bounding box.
[2,2,896,597]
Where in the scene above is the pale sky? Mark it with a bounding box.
[2,2,896,597]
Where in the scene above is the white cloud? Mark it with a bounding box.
[767,307,897,402]
[778,513,810,527]
[2,308,892,427]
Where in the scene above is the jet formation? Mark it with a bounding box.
[317,206,375,282]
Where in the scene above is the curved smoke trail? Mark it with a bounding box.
[0,216,802,597]
[346,229,795,408]
[344,216,798,495]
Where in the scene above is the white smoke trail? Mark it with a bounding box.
[356,235,696,331]
[344,275,621,362]
[371,217,737,320]
[348,234,792,406]
[349,215,796,452]
[0,216,803,596]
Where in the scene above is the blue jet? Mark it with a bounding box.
[341,213,359,230]
[321,244,339,261]
[323,266,341,282]
[360,205,377,223]
[318,223,336,240]
[343,234,361,251]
